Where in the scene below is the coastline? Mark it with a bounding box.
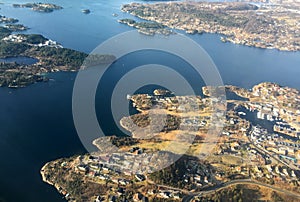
[40,81,300,201]
[1,1,300,201]
[120,2,300,52]
[41,162,55,186]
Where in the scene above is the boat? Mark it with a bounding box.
[257,111,265,119]
[82,9,90,14]
[267,114,274,121]
[238,111,246,116]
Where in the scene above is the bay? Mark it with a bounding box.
[0,0,299,201]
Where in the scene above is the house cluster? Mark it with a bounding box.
[180,116,210,131]
[222,113,249,136]
[75,150,219,201]
[251,164,300,186]
[122,2,300,51]
[152,95,204,113]
[180,159,216,189]
[130,90,225,117]
[252,82,300,111]
[217,141,242,156]
[74,152,188,201]
[156,190,181,199]
[245,100,300,138]
[2,34,27,43]
[250,125,300,168]
[274,124,298,138]
[77,148,180,178]
[247,102,280,120]
[2,34,63,48]
[230,165,250,176]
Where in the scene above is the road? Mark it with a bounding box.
[149,178,300,201]
[147,126,300,201]
[182,178,300,202]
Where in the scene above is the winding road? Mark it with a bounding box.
[182,178,300,202]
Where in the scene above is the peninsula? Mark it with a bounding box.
[41,82,300,201]
[121,2,300,51]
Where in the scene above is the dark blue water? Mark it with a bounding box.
[96,50,205,137]
[0,0,299,201]
[0,72,85,202]
[0,56,38,65]
[235,106,298,142]
[1,0,299,88]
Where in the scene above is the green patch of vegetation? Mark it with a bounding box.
[149,155,213,190]
[0,27,12,40]
[25,34,47,44]
[0,42,29,57]
[119,18,165,29]
[35,46,88,68]
[150,156,189,189]
[110,136,139,147]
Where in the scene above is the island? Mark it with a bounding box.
[0,16,115,88]
[0,15,18,24]
[4,24,28,31]
[12,3,63,13]
[41,82,300,201]
[121,1,300,51]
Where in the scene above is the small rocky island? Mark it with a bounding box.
[13,3,63,13]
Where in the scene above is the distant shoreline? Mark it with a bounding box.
[121,2,300,51]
